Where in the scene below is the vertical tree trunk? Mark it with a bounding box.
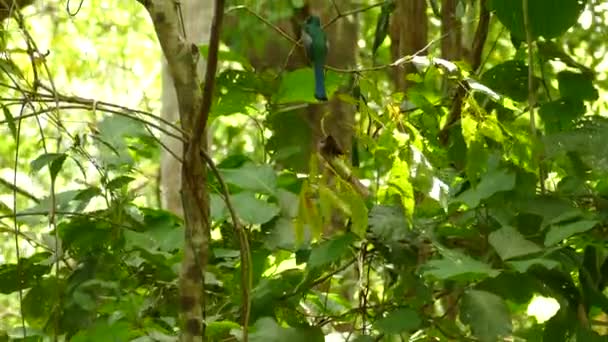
[138,1,211,341]
[390,0,428,91]
[160,0,212,217]
[441,0,462,61]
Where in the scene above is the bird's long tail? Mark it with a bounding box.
[313,61,328,101]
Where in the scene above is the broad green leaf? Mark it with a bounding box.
[460,290,512,342]
[387,157,415,218]
[368,205,410,242]
[539,98,585,134]
[479,115,504,143]
[212,70,258,116]
[264,217,311,251]
[71,321,131,342]
[96,115,146,167]
[274,68,344,104]
[250,317,323,342]
[231,192,280,225]
[457,168,516,208]
[124,229,158,252]
[267,110,313,172]
[481,60,531,102]
[339,184,368,238]
[106,175,135,190]
[0,253,52,294]
[0,57,23,78]
[508,258,560,273]
[30,153,67,176]
[210,193,226,221]
[307,233,356,269]
[488,226,542,260]
[373,308,421,334]
[220,162,277,195]
[424,248,499,280]
[489,0,585,40]
[544,219,598,246]
[408,146,449,211]
[558,71,598,101]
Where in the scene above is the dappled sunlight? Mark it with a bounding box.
[527,295,560,323]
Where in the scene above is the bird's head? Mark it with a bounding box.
[305,15,322,27]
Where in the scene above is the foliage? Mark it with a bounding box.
[2,0,608,341]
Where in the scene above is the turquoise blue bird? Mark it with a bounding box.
[302,15,329,101]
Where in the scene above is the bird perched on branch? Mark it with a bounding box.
[302,15,329,101]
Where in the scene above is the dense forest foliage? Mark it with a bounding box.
[1,0,608,341]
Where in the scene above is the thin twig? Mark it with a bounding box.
[522,0,545,194]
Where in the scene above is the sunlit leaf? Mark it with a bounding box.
[220,162,277,195]
[489,226,542,260]
[544,219,598,246]
[231,192,280,225]
[423,248,499,281]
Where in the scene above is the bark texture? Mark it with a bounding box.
[137,0,209,340]
[390,0,428,91]
[160,0,212,217]
[441,0,462,61]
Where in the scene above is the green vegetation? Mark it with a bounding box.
[1,0,608,341]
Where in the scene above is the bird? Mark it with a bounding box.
[302,15,329,101]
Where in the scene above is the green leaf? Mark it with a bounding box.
[2,105,17,140]
[0,253,52,294]
[481,60,532,102]
[249,317,324,342]
[387,157,415,218]
[489,0,585,40]
[423,248,499,281]
[460,290,512,342]
[231,192,280,225]
[479,115,504,143]
[106,175,135,190]
[265,217,310,251]
[212,70,258,116]
[307,233,356,269]
[368,205,411,242]
[0,57,23,78]
[30,153,67,179]
[207,320,241,340]
[275,68,344,104]
[544,219,598,246]
[539,98,585,133]
[71,320,131,342]
[508,258,560,273]
[340,184,368,238]
[488,226,542,260]
[373,308,421,334]
[220,162,277,195]
[558,71,598,101]
[457,168,516,208]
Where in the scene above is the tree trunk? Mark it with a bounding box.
[441,0,462,61]
[390,0,428,91]
[160,0,212,217]
[137,1,210,341]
